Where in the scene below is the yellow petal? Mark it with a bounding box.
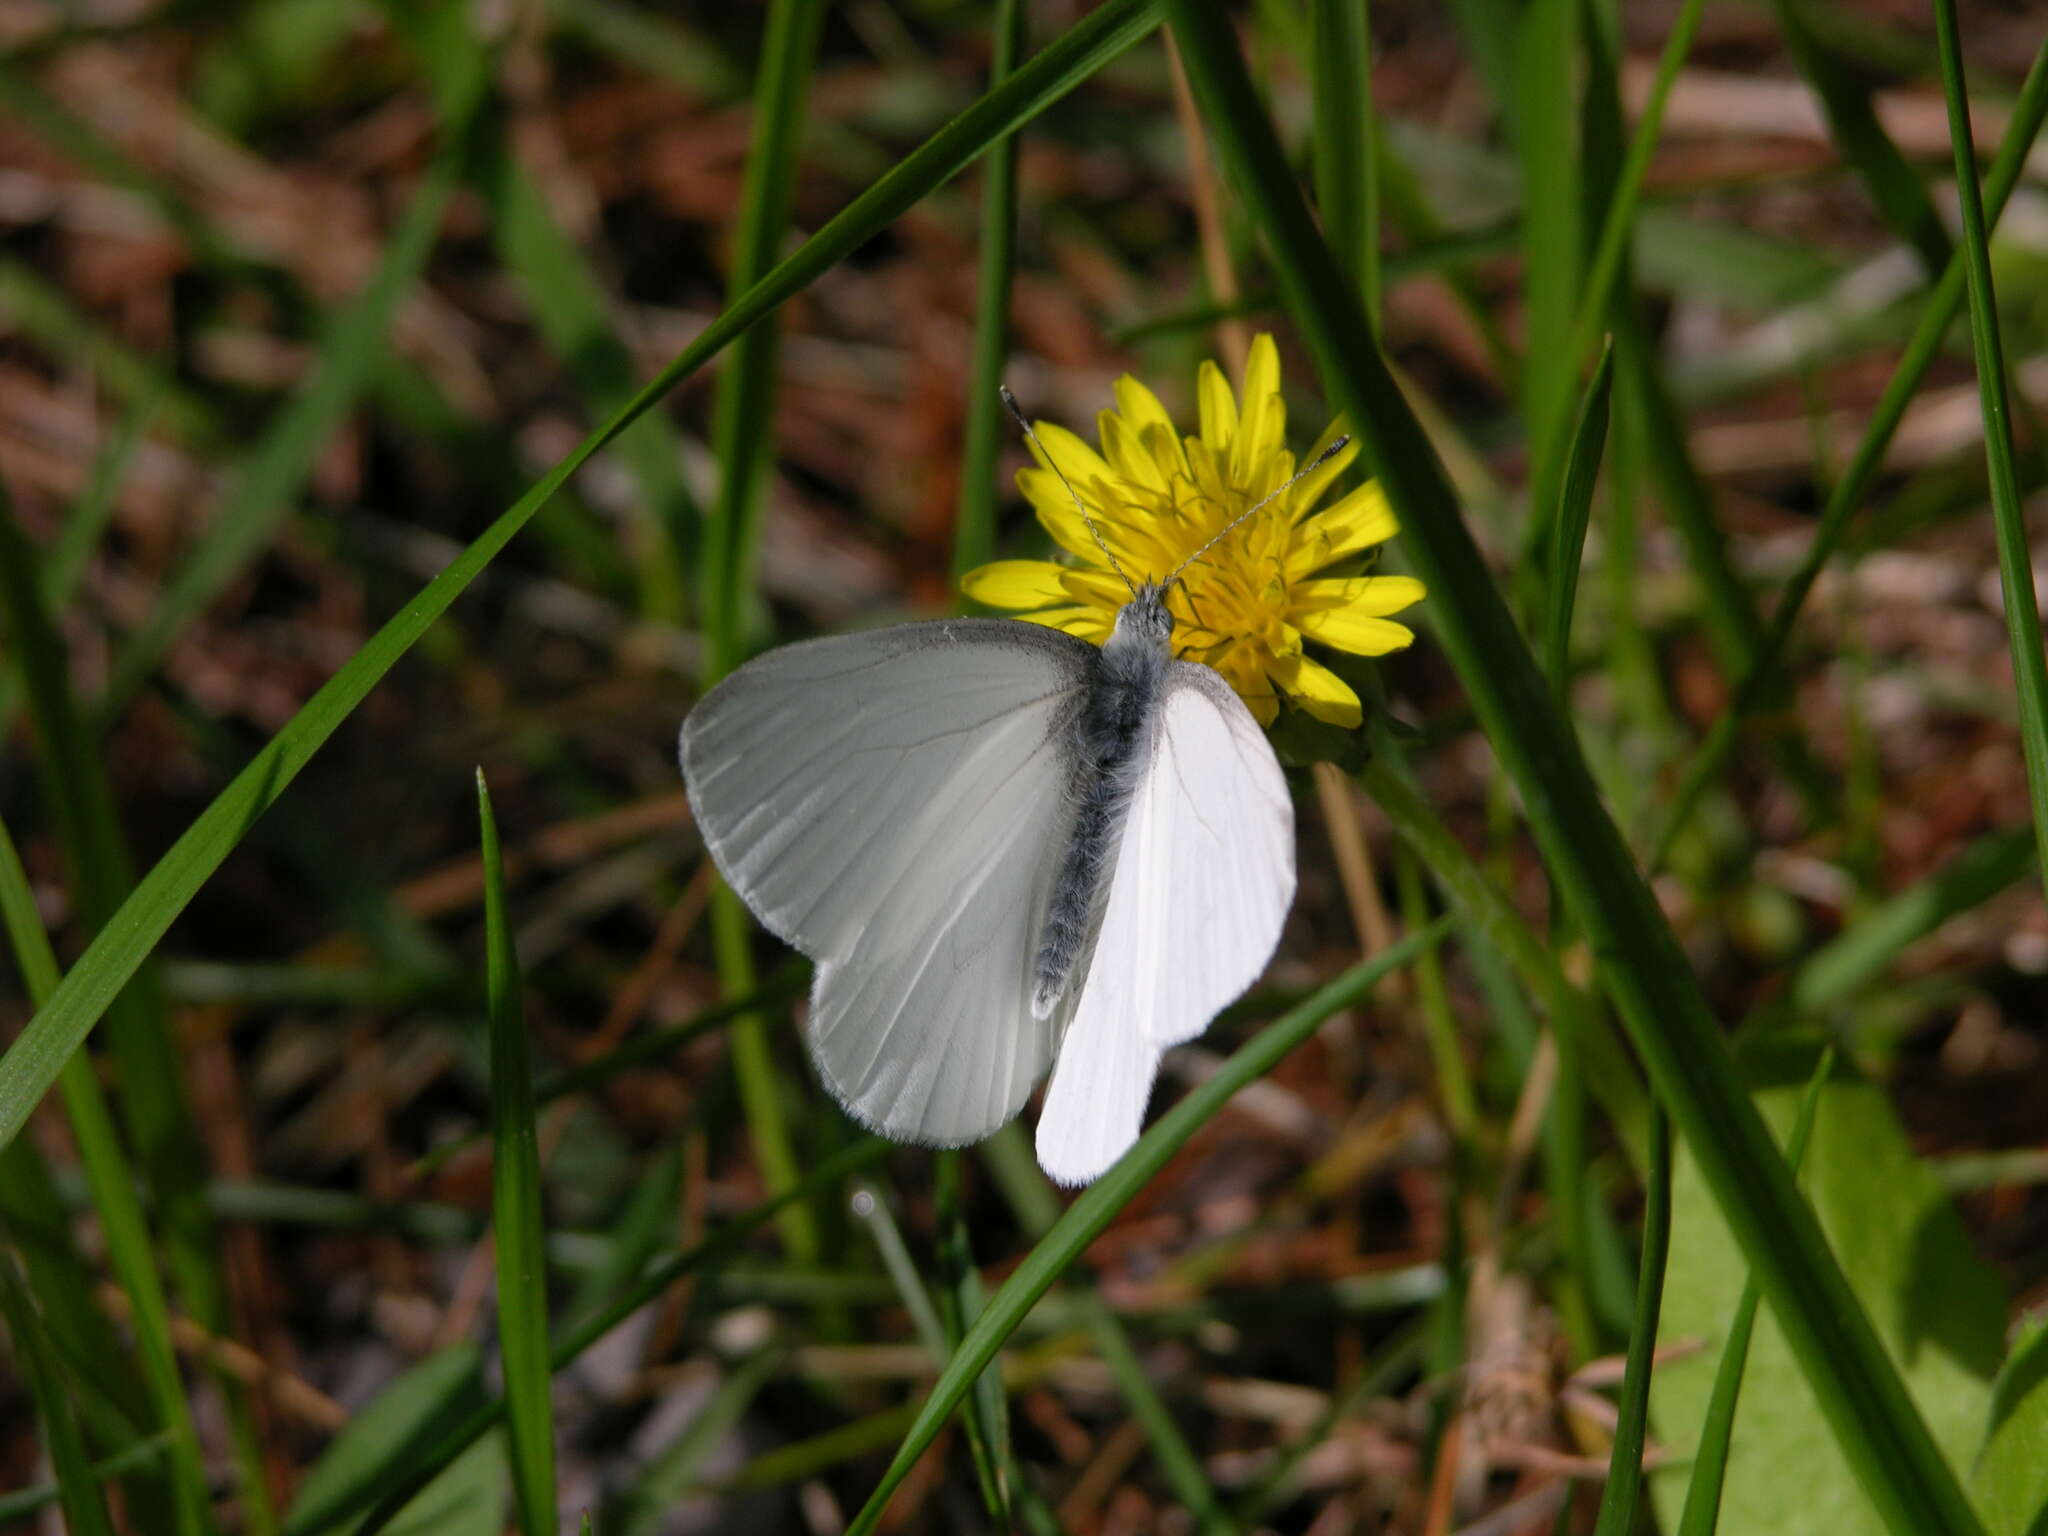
[1295,605,1417,656]
[1026,421,1117,491]
[1100,409,1168,493]
[1197,359,1238,452]
[1025,606,1115,642]
[1268,648,1362,727]
[961,559,1076,610]
[1291,575,1426,618]
[1287,420,1360,515]
[1232,335,1285,485]
[1287,481,1398,574]
[1112,375,1187,478]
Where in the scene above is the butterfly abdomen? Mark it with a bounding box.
[1031,591,1173,1019]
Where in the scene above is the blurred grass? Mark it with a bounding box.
[1,2,2045,1531]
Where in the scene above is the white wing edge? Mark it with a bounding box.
[1034,664,1295,1186]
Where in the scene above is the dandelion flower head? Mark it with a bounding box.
[962,335,1423,728]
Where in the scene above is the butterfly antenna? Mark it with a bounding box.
[1000,385,1138,597]
[1164,434,1352,586]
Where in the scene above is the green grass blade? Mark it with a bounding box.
[0,502,223,1536]
[953,0,1026,586]
[1310,0,1378,319]
[701,0,828,678]
[476,773,557,1533]
[345,1139,889,1535]
[1507,0,1581,493]
[843,923,1450,1536]
[933,1152,1012,1521]
[1931,0,2048,906]
[1158,10,1987,1533]
[1767,0,1949,273]
[1675,1046,1834,1536]
[0,0,1163,1159]
[1591,1106,1671,1536]
[0,1249,119,1536]
[99,77,482,717]
[1544,335,1614,691]
[1565,0,1703,370]
[1646,35,2048,866]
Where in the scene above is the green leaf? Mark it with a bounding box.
[0,0,1163,1162]
[1650,1059,2005,1536]
[1931,0,2048,909]
[1974,1320,2048,1536]
[844,923,1451,1535]
[1544,335,1615,690]
[1160,8,1986,1532]
[953,0,1028,587]
[477,773,557,1533]
[1767,0,1950,273]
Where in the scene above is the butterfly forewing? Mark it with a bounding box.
[1035,663,1296,1185]
[681,620,1094,1145]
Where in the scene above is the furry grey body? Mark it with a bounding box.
[1030,586,1176,1018]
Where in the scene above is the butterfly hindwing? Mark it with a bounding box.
[1034,661,1296,1186]
[682,620,1094,1145]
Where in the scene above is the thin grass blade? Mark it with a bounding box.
[1930,0,2048,905]
[1591,1106,1671,1536]
[0,1249,119,1536]
[953,0,1027,586]
[476,773,557,1533]
[1544,335,1614,692]
[1676,1046,1835,1536]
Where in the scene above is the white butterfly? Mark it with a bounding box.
[680,402,1336,1185]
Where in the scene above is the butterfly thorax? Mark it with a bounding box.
[1029,585,1174,1020]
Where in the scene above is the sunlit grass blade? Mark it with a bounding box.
[1930,0,2048,906]
[99,74,483,718]
[0,1248,119,1536]
[1544,335,1614,691]
[1647,36,2048,866]
[934,1152,1012,1521]
[1766,0,1949,273]
[1159,9,1986,1533]
[0,497,224,1536]
[701,0,831,1269]
[345,1138,888,1536]
[476,772,557,1533]
[953,0,1026,586]
[1591,1106,1670,1536]
[1675,1046,1833,1536]
[843,923,1450,1536]
[0,0,1163,1159]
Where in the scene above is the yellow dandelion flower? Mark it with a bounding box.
[962,334,1424,729]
